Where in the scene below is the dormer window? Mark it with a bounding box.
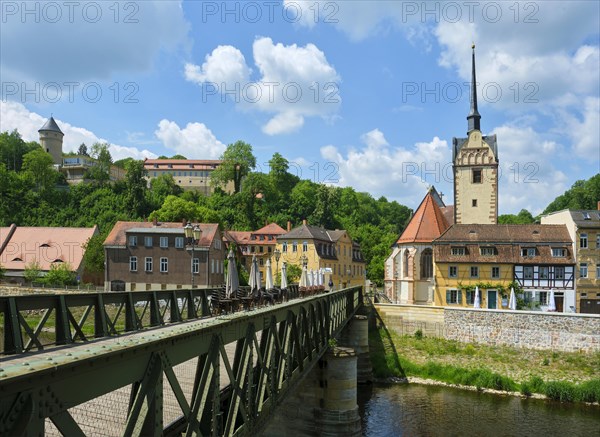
[451,247,466,256]
[552,248,566,257]
[480,247,496,256]
[521,248,536,257]
[583,212,591,220]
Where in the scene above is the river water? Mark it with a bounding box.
[358,383,600,437]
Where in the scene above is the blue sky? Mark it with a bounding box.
[1,1,598,215]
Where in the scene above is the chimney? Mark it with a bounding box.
[287,220,292,232]
[153,216,158,226]
[182,218,187,227]
[302,219,307,226]
[597,201,600,211]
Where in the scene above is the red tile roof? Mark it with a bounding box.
[143,159,222,171]
[396,190,452,244]
[0,225,98,271]
[103,221,219,248]
[253,223,286,235]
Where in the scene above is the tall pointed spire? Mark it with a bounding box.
[467,43,481,133]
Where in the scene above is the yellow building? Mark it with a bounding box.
[433,224,575,310]
[541,207,600,314]
[275,221,366,288]
[224,223,287,282]
[144,159,234,195]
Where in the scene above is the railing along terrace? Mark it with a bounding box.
[0,286,363,437]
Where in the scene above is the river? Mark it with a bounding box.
[358,383,600,437]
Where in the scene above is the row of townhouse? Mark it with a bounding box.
[102,219,365,292]
[385,187,598,313]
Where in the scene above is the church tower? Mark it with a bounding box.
[38,116,64,166]
[453,45,498,225]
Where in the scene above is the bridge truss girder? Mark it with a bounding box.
[0,287,362,437]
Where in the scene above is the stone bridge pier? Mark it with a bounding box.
[262,314,372,436]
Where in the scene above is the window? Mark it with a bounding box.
[480,247,496,256]
[403,250,409,277]
[580,233,588,249]
[145,257,153,272]
[259,258,264,266]
[129,235,137,247]
[446,289,462,305]
[552,248,566,257]
[539,266,549,279]
[524,266,533,279]
[175,237,184,248]
[472,199,478,207]
[451,247,466,256]
[160,257,168,273]
[259,246,264,253]
[466,290,475,305]
[192,258,199,274]
[160,237,168,248]
[597,234,600,249]
[282,242,288,253]
[555,267,565,280]
[420,249,433,279]
[521,248,536,257]
[130,256,137,272]
[449,266,458,278]
[491,266,500,279]
[470,266,479,278]
[211,259,215,274]
[597,265,600,279]
[582,212,591,220]
[292,241,298,253]
[144,236,153,247]
[472,169,482,183]
[303,241,308,252]
[215,239,221,250]
[580,263,588,278]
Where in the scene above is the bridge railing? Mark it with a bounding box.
[0,286,363,437]
[0,288,213,355]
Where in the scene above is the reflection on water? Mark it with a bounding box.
[359,383,600,437]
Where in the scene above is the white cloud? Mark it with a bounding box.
[154,119,225,159]
[184,45,251,85]
[557,97,600,158]
[320,129,452,206]
[185,37,340,135]
[0,100,156,161]
[491,125,569,215]
[1,1,189,84]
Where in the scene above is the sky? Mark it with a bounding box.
[1,1,599,215]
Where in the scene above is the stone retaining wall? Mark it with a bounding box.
[375,304,600,353]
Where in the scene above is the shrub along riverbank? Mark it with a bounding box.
[369,326,600,404]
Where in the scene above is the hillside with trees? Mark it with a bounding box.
[1,130,597,284]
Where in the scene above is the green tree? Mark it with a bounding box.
[211,141,256,193]
[0,130,39,171]
[22,148,56,191]
[148,173,182,208]
[77,143,89,156]
[23,260,42,284]
[82,234,105,277]
[113,157,134,169]
[44,262,76,286]
[149,195,200,222]
[289,180,318,221]
[170,154,187,159]
[124,160,148,218]
[88,143,113,183]
[498,209,536,224]
[543,175,600,213]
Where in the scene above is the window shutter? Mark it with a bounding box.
[446,290,451,304]
[458,290,463,304]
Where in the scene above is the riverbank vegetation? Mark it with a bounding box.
[369,325,600,404]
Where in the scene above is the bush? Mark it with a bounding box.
[542,358,550,366]
[414,329,423,340]
[577,379,600,403]
[545,381,576,402]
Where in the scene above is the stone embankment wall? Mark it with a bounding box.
[375,304,600,353]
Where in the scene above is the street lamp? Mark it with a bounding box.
[274,248,281,286]
[184,223,202,288]
[300,254,308,267]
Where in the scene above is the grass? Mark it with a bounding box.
[369,325,600,404]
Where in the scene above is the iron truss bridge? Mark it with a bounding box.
[0,286,363,436]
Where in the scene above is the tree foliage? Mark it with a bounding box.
[543,174,600,214]
[23,261,42,284]
[44,262,76,286]
[498,209,536,224]
[211,141,256,193]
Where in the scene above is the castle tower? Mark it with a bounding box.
[38,116,64,166]
[452,45,499,225]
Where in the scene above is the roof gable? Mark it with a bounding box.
[396,188,452,244]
